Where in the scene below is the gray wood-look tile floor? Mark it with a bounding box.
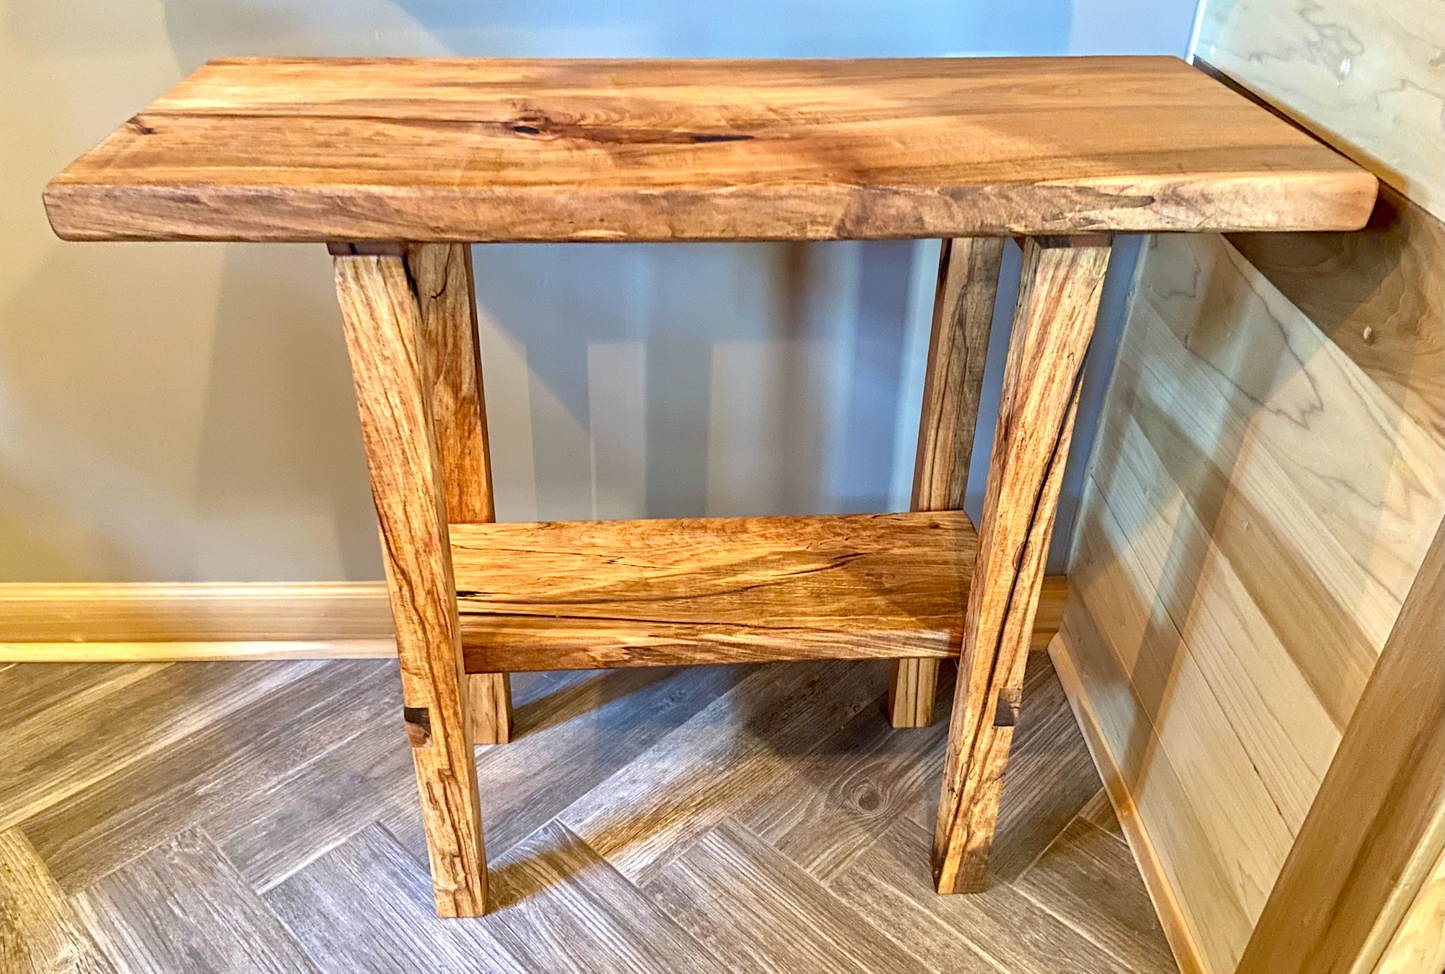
[0,653,1180,974]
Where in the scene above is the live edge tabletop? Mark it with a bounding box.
[44,56,1375,242]
[41,57,1376,919]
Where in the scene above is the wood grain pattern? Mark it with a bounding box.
[265,824,526,974]
[983,650,1105,884]
[1236,519,1445,974]
[73,828,320,974]
[831,816,1136,974]
[0,828,115,974]
[0,661,319,833]
[451,511,976,670]
[484,821,732,974]
[1013,818,1179,974]
[1048,627,1211,974]
[43,57,1374,243]
[1064,225,1445,972]
[383,665,750,875]
[334,251,486,916]
[891,236,1005,729]
[1196,0,1443,221]
[405,241,513,747]
[647,817,930,974]
[1228,185,1444,445]
[934,236,1110,894]
[0,575,1062,663]
[0,650,1180,974]
[1370,846,1445,974]
[559,659,889,887]
[21,660,393,894]
[0,581,394,650]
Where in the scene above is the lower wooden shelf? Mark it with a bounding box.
[452,511,976,671]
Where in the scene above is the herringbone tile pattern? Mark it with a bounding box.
[1,653,1178,974]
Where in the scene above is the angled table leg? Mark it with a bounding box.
[934,235,1111,893]
[405,242,513,745]
[332,243,488,916]
[890,237,1004,728]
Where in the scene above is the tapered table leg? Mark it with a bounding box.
[890,238,1004,728]
[406,242,513,745]
[332,242,488,916]
[933,235,1111,892]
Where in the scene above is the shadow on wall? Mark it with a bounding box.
[0,0,1194,580]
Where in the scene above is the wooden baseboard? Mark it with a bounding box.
[0,582,396,661]
[1047,624,1209,974]
[0,577,1066,664]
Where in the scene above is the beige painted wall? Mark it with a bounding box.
[0,0,1192,583]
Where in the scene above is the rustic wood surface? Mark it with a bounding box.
[890,236,1005,730]
[451,511,976,670]
[43,57,1374,243]
[406,241,513,747]
[0,654,1180,974]
[1236,520,1444,974]
[334,251,486,916]
[934,236,1110,894]
[1064,225,1445,974]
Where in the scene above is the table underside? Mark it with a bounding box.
[44,56,1375,242]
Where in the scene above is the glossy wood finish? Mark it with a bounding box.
[451,511,976,671]
[43,57,1375,243]
[934,236,1111,894]
[1237,520,1444,974]
[890,237,1005,729]
[334,251,486,916]
[406,242,512,746]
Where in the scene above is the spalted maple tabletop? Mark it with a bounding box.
[44,56,1376,243]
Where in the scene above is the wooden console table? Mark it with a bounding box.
[44,56,1374,917]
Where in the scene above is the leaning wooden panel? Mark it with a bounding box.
[1228,186,1445,445]
[1237,520,1445,974]
[891,236,1005,729]
[452,511,976,670]
[1196,0,1444,221]
[406,242,512,746]
[934,235,1110,894]
[43,57,1375,242]
[334,250,486,917]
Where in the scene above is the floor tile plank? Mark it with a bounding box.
[559,660,889,885]
[266,824,526,974]
[830,816,1139,974]
[1014,819,1177,974]
[73,827,320,974]
[0,827,115,974]
[0,661,323,832]
[25,661,393,893]
[485,821,731,974]
[647,818,932,974]
[385,665,752,872]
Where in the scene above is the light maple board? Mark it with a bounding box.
[1062,229,1445,974]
